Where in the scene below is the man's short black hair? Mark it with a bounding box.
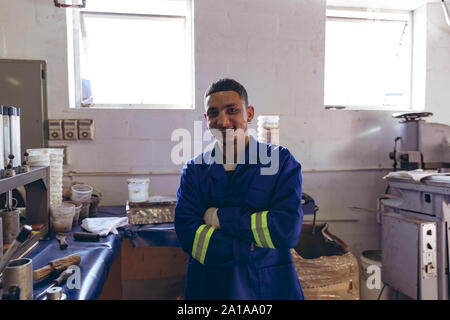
[204,78,248,107]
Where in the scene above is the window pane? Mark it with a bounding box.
[324,15,412,109]
[83,0,188,16]
[80,14,191,105]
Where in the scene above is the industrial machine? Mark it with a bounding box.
[389,112,450,171]
[380,112,450,300]
[380,175,449,300]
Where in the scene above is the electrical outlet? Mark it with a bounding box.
[48,119,63,140]
[63,119,78,140]
[78,119,94,140]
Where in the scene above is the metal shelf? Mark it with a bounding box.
[1,166,50,260]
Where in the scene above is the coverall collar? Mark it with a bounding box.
[203,135,260,180]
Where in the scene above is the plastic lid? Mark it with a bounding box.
[127,178,150,184]
[71,184,93,193]
[2,106,9,115]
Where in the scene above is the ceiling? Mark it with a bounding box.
[327,0,442,11]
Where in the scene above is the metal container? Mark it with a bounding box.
[0,209,20,244]
[3,258,33,300]
[45,286,67,300]
[126,196,176,225]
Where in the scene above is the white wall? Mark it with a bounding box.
[425,3,450,123]
[1,0,448,256]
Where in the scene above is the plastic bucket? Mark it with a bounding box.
[359,250,392,300]
[50,203,75,233]
[257,115,280,145]
[64,201,82,225]
[78,202,90,221]
[127,178,149,203]
[27,148,63,156]
[27,154,50,163]
[71,184,93,202]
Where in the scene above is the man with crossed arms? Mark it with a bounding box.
[175,78,304,300]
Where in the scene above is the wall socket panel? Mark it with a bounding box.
[48,119,94,141]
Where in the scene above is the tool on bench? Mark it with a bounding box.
[33,253,81,281]
[44,286,67,300]
[0,225,32,275]
[34,267,74,300]
[55,232,100,249]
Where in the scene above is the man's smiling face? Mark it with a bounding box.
[204,90,254,148]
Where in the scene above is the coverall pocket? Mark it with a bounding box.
[258,263,304,300]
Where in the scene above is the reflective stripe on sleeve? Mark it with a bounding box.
[251,213,264,247]
[261,211,275,248]
[192,224,215,264]
[251,211,275,249]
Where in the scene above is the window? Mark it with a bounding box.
[324,8,412,110]
[71,0,193,108]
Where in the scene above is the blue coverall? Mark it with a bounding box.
[175,136,304,300]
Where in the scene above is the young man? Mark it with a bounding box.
[174,78,304,300]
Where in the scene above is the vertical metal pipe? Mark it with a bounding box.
[442,0,450,27]
[7,189,12,209]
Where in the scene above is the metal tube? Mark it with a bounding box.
[0,209,19,244]
[442,0,450,27]
[7,190,12,210]
[2,258,33,300]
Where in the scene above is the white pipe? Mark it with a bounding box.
[63,170,180,176]
[62,166,392,177]
[442,0,450,27]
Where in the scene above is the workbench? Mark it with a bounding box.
[23,206,188,300]
[26,223,122,300]
[103,206,188,300]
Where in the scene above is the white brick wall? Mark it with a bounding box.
[2,0,448,256]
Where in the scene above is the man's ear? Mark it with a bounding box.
[246,106,255,123]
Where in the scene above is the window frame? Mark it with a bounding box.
[70,0,194,110]
[324,7,414,111]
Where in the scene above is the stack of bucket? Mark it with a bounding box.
[26,148,64,207]
[257,115,280,145]
[71,184,93,221]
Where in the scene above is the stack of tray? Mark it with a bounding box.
[126,196,177,225]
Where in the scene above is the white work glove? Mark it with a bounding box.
[203,207,220,229]
[81,217,129,236]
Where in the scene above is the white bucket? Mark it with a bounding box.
[257,115,280,145]
[127,178,149,203]
[359,250,393,300]
[71,184,93,202]
[50,203,75,233]
[64,201,82,225]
